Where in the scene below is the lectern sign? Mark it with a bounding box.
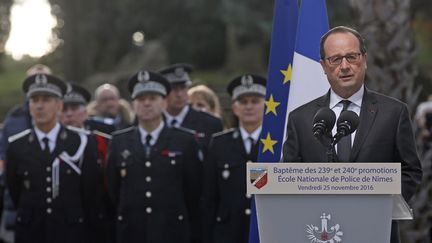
[247,163,401,195]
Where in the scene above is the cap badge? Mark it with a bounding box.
[35,74,48,85]
[241,75,254,87]
[174,67,185,77]
[137,71,150,82]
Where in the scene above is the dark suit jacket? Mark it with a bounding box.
[282,87,422,243]
[181,106,224,153]
[6,126,100,243]
[107,125,202,243]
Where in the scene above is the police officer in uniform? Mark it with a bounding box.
[6,74,100,243]
[202,74,266,243]
[60,83,115,243]
[159,64,223,156]
[107,70,202,243]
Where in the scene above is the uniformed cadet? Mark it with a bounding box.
[60,83,115,243]
[107,70,202,243]
[202,74,266,243]
[5,74,100,243]
[159,64,223,159]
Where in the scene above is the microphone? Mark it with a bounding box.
[332,110,359,145]
[312,108,336,139]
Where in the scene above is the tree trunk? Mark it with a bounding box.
[350,0,420,114]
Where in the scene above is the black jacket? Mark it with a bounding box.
[6,126,100,243]
[107,125,202,243]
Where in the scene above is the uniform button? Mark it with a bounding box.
[245,209,251,215]
[47,208,52,214]
[46,187,51,192]
[145,161,151,167]
[178,215,184,221]
[46,198,52,203]
[246,194,252,199]
[145,176,152,182]
[46,177,51,182]
[224,163,229,169]
[145,191,152,198]
[24,171,29,176]
[46,167,51,172]
[78,217,83,223]
[146,207,152,214]
[216,216,221,222]
[171,160,176,165]
[118,215,123,221]
[121,162,126,167]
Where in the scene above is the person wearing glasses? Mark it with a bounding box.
[281,26,422,243]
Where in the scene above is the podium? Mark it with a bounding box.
[246,163,412,243]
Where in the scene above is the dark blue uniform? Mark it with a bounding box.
[6,126,100,243]
[202,128,259,243]
[107,125,202,243]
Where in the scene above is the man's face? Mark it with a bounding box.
[133,93,166,123]
[166,83,189,114]
[96,89,120,117]
[232,95,265,126]
[320,32,367,98]
[60,103,87,128]
[29,94,63,128]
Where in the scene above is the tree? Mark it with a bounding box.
[0,0,13,70]
[349,0,421,113]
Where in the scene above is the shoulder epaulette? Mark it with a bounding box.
[67,126,91,135]
[92,130,112,139]
[8,129,31,143]
[174,126,196,135]
[212,128,236,138]
[112,126,135,136]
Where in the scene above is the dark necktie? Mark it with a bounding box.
[171,119,178,127]
[247,137,258,161]
[337,100,351,162]
[42,137,51,157]
[144,134,152,158]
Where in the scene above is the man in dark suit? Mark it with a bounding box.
[159,64,223,160]
[282,26,422,243]
[6,74,100,243]
[107,70,202,243]
[202,74,266,243]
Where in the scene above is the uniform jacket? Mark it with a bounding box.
[180,105,224,154]
[107,125,202,243]
[6,126,100,243]
[202,128,259,243]
[282,88,422,243]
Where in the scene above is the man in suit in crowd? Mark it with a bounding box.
[6,74,100,243]
[282,26,422,243]
[202,74,266,243]
[159,64,223,158]
[107,70,202,243]
[60,82,115,243]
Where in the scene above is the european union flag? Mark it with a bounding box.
[248,0,298,242]
[249,0,330,242]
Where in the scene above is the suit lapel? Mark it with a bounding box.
[181,105,195,129]
[350,88,378,161]
[51,127,68,161]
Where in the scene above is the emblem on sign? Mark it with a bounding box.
[306,213,343,243]
[249,167,268,189]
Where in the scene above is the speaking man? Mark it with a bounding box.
[281,26,422,243]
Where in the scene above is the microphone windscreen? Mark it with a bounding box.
[313,107,336,129]
[337,110,359,134]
